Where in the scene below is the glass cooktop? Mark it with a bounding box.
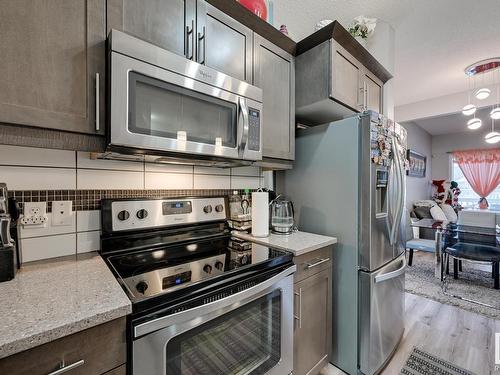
[105,235,290,302]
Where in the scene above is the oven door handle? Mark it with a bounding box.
[134,264,296,338]
[238,97,249,157]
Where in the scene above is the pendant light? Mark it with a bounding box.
[475,72,491,100]
[462,76,477,115]
[475,87,491,100]
[484,117,500,144]
[467,117,482,129]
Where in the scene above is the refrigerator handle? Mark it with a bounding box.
[389,136,403,245]
[375,256,407,283]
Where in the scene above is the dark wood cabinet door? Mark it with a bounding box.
[0,318,126,375]
[0,0,105,135]
[294,268,332,375]
[197,1,252,82]
[107,0,196,59]
[253,34,295,161]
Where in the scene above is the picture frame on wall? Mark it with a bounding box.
[407,149,426,178]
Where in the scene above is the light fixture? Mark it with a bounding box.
[490,107,500,119]
[485,118,500,144]
[485,131,500,143]
[475,87,491,100]
[467,117,482,129]
[462,104,477,116]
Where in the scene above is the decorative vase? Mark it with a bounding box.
[238,0,268,21]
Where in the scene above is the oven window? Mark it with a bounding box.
[165,290,282,375]
[129,72,237,148]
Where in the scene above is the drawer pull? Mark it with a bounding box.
[47,359,84,375]
[306,257,330,269]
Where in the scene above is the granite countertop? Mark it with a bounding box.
[233,231,337,256]
[0,253,131,359]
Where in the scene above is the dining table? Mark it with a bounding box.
[410,218,500,279]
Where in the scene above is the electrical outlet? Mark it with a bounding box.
[20,202,48,227]
[51,201,73,226]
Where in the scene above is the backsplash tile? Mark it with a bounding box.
[21,233,76,262]
[3,145,268,263]
[0,166,76,190]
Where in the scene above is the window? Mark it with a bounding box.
[452,161,500,210]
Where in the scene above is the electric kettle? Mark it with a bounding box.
[270,195,296,234]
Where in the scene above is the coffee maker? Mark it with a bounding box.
[0,183,17,282]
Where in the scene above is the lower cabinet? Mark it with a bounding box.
[293,247,333,375]
[0,317,126,375]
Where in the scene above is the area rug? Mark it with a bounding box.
[400,347,477,375]
[405,252,500,319]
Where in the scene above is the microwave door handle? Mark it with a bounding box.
[238,97,249,156]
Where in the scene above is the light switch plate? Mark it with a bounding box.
[52,201,73,226]
[20,202,48,227]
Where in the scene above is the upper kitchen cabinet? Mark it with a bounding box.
[197,1,253,82]
[295,21,391,126]
[107,0,252,83]
[364,71,383,113]
[331,43,363,112]
[253,35,295,161]
[106,0,196,59]
[0,0,105,135]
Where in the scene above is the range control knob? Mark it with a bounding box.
[215,261,224,271]
[117,210,130,221]
[136,209,148,220]
[203,205,213,214]
[215,204,224,213]
[203,264,213,274]
[136,281,148,294]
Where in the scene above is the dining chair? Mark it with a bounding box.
[405,213,435,266]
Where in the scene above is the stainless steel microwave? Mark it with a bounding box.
[108,30,263,164]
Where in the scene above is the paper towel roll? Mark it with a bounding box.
[251,192,269,237]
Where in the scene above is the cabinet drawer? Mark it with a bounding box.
[0,318,126,375]
[293,246,333,283]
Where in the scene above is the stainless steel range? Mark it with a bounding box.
[100,197,295,375]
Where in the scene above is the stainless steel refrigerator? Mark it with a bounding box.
[278,111,407,375]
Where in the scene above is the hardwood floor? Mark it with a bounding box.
[320,293,500,375]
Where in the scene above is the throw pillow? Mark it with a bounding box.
[413,206,432,219]
[439,204,458,222]
[430,205,448,221]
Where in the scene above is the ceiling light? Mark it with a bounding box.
[475,88,491,100]
[467,118,482,129]
[484,131,500,143]
[490,107,500,120]
[462,104,477,116]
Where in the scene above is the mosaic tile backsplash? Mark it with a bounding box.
[9,189,246,212]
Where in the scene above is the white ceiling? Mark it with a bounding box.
[411,106,496,135]
[273,0,500,107]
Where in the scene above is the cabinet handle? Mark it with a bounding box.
[95,73,99,132]
[364,81,368,111]
[197,26,206,65]
[185,20,194,60]
[294,289,302,329]
[306,257,330,269]
[47,359,84,375]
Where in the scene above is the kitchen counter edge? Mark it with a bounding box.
[0,253,131,359]
[233,231,338,256]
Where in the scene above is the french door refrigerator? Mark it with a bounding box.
[278,111,407,375]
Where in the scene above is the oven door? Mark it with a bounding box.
[132,266,295,375]
[110,52,262,161]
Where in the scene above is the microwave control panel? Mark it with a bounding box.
[248,108,261,151]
